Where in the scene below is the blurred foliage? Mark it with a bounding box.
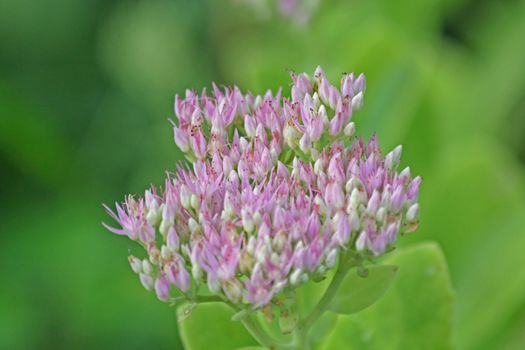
[1,0,524,349]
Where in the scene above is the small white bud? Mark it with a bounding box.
[344,122,355,137]
[273,233,287,252]
[376,207,387,222]
[406,203,420,222]
[299,134,312,153]
[159,219,171,236]
[290,269,302,286]
[283,124,300,149]
[399,167,411,181]
[146,205,161,226]
[254,95,263,109]
[161,245,171,260]
[345,177,361,193]
[314,158,325,175]
[356,231,367,251]
[349,211,360,231]
[192,264,202,280]
[310,148,320,160]
[128,256,142,274]
[384,145,402,170]
[352,91,364,111]
[325,249,338,268]
[256,245,268,264]
[239,137,249,152]
[190,194,199,210]
[242,209,255,233]
[180,186,191,209]
[348,188,363,212]
[314,196,327,214]
[188,217,199,235]
[252,212,262,227]
[367,190,381,214]
[142,260,153,275]
[312,92,320,108]
[139,273,154,291]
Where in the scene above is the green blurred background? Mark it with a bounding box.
[1,0,524,349]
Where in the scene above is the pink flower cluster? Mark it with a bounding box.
[104,67,421,307]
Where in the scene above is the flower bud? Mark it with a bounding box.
[192,263,202,280]
[354,73,366,94]
[242,209,255,233]
[167,227,179,250]
[367,190,381,215]
[222,156,233,176]
[376,207,386,222]
[244,115,256,138]
[310,148,320,160]
[399,167,411,182]
[356,231,367,251]
[333,211,351,245]
[347,187,364,212]
[128,255,142,274]
[344,122,355,137]
[142,259,153,275]
[299,134,312,153]
[188,217,200,235]
[406,203,419,223]
[326,182,344,209]
[314,158,325,175]
[325,248,338,268]
[283,124,299,149]
[190,194,199,210]
[352,91,364,111]
[191,130,207,159]
[154,274,170,302]
[180,185,191,209]
[173,127,190,153]
[161,245,171,260]
[349,211,360,232]
[238,253,254,276]
[290,268,303,286]
[312,92,320,108]
[223,279,243,303]
[140,273,154,291]
[384,145,402,170]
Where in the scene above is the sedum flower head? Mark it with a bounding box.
[104,66,421,307]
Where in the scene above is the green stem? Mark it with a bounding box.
[195,295,223,303]
[240,315,282,349]
[298,256,359,333]
[228,304,293,350]
[293,328,310,350]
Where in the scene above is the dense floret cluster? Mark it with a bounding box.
[104,67,421,307]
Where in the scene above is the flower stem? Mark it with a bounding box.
[241,315,286,349]
[297,255,359,337]
[228,304,293,350]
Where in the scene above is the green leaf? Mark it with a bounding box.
[178,302,257,350]
[328,265,398,315]
[321,242,454,350]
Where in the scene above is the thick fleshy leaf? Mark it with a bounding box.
[328,265,398,315]
[178,302,257,350]
[321,242,454,350]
